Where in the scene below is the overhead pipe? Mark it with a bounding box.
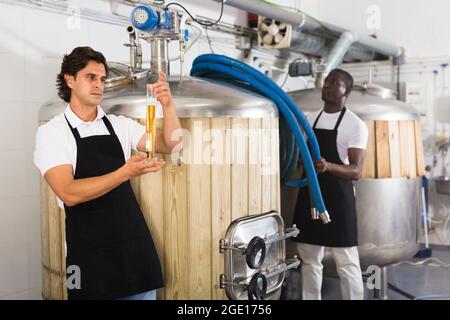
[212,0,307,26]
[315,31,358,87]
[212,0,405,63]
[323,31,358,74]
[301,17,404,60]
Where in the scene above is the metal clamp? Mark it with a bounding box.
[220,258,300,299]
[219,225,300,253]
[220,274,246,289]
[259,258,301,279]
[264,226,300,245]
[320,210,331,224]
[311,207,331,224]
[311,207,319,220]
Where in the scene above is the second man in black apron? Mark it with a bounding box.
[292,69,368,300]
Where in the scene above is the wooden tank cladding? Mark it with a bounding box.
[39,116,280,299]
[362,119,425,179]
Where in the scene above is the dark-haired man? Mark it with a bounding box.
[292,69,368,300]
[34,46,182,300]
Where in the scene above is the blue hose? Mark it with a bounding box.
[193,55,321,160]
[190,54,329,219]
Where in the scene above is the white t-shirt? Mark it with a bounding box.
[34,105,145,208]
[307,108,368,165]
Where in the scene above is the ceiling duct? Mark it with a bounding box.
[212,0,405,75]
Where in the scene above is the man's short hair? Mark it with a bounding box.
[330,68,354,95]
[56,46,109,103]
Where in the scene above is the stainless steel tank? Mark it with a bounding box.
[283,83,421,270]
[39,64,278,121]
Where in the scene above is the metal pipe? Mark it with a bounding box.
[212,0,307,26]
[323,31,358,74]
[315,31,358,87]
[302,18,403,58]
[213,0,404,60]
[126,26,138,69]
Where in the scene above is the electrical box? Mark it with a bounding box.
[288,61,313,77]
[400,82,429,116]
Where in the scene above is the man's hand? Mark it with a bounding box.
[312,149,366,180]
[153,71,174,108]
[314,157,328,173]
[119,153,166,180]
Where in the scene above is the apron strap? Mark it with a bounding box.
[313,107,347,130]
[312,110,325,129]
[64,114,81,141]
[333,107,347,130]
[64,114,116,141]
[101,116,117,137]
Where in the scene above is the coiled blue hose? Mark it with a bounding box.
[190,54,329,219]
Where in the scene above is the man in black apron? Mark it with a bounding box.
[292,69,368,300]
[35,47,182,299]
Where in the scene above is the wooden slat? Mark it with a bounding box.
[375,121,391,178]
[47,189,64,299]
[231,118,249,220]
[415,120,426,176]
[188,118,212,299]
[163,118,189,299]
[248,118,262,215]
[262,117,272,212]
[399,121,410,178]
[362,121,376,179]
[388,121,401,178]
[271,117,281,212]
[211,118,231,300]
[40,180,51,299]
[59,207,68,300]
[407,121,417,179]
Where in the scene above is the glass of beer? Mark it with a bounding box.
[146,84,157,159]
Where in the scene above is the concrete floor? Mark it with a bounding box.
[280,245,450,300]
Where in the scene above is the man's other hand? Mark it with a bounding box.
[314,157,328,173]
[121,153,166,179]
[153,71,174,108]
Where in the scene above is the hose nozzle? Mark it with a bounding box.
[310,207,319,220]
[319,211,331,224]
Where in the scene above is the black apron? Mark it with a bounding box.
[292,107,358,247]
[63,115,163,300]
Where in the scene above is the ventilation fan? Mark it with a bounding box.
[257,16,292,49]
